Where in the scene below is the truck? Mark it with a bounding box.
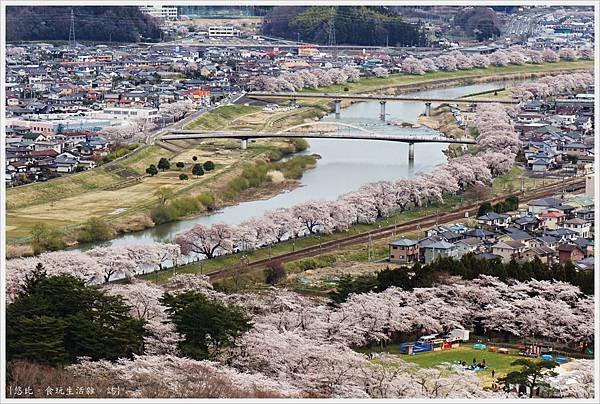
[445,329,470,342]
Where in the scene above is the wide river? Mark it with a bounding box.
[100,81,508,249]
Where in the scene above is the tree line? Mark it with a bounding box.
[6,6,161,43]
[330,253,594,303]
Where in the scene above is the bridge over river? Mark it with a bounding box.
[162,123,476,161]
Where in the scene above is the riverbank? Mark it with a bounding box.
[5,138,315,251]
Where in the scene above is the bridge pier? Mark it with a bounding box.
[425,102,432,117]
[334,99,341,118]
[379,100,386,121]
[240,138,248,150]
[408,142,415,163]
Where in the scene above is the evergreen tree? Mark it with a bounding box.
[203,161,215,171]
[7,274,145,366]
[192,164,205,177]
[158,158,170,172]
[160,291,252,360]
[146,164,158,176]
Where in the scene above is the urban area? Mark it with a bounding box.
[3,3,597,402]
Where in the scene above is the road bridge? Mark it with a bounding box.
[247,91,517,118]
[161,129,476,162]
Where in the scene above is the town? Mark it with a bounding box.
[2,3,597,402]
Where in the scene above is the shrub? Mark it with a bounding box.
[203,160,215,171]
[146,164,158,176]
[158,158,170,171]
[192,164,204,177]
[179,173,189,181]
[77,217,112,243]
[264,261,287,285]
[176,162,185,169]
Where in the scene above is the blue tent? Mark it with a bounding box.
[556,357,568,364]
[540,354,553,361]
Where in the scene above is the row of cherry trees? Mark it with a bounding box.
[64,274,594,398]
[511,71,594,101]
[400,46,591,75]
[5,243,181,303]
[172,107,512,259]
[252,46,592,92]
[174,70,595,261]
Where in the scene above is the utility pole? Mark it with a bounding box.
[68,8,76,48]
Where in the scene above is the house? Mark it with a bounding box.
[53,152,79,173]
[454,237,483,258]
[531,235,559,251]
[491,240,526,263]
[557,244,585,264]
[388,239,419,264]
[477,212,511,229]
[520,246,555,265]
[539,211,566,230]
[420,240,457,264]
[501,228,533,245]
[575,257,594,271]
[527,197,565,215]
[513,215,541,232]
[562,218,591,239]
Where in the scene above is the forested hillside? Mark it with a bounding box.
[6,6,161,43]
[261,6,426,46]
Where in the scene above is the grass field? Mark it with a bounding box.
[5,141,276,242]
[362,344,523,387]
[185,105,261,130]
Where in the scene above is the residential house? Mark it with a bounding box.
[557,244,585,264]
[477,212,511,230]
[562,218,591,239]
[388,239,419,264]
[491,240,526,263]
[420,240,457,264]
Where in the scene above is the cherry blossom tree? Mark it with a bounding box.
[435,54,457,71]
[174,223,234,259]
[420,58,438,72]
[470,54,490,68]
[401,57,425,75]
[293,201,334,235]
[559,48,578,61]
[577,47,593,60]
[343,66,361,82]
[542,48,560,62]
[489,50,510,66]
[372,67,390,77]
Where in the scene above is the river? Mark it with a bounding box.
[97,81,509,249]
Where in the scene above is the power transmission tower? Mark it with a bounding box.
[327,16,336,47]
[68,8,76,48]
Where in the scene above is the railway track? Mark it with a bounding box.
[209,178,585,281]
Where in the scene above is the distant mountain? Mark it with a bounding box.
[453,7,501,41]
[6,6,161,43]
[261,6,426,47]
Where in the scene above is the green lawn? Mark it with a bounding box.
[362,344,524,386]
[6,168,122,210]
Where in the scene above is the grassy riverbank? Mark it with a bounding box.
[6,138,311,245]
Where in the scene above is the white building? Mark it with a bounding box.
[92,107,159,122]
[208,26,240,37]
[139,5,178,20]
[585,173,594,197]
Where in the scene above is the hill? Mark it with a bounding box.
[6,6,161,43]
[261,6,426,47]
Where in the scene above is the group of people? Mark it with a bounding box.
[456,358,491,372]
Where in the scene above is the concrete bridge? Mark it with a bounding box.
[247,91,517,118]
[161,126,476,162]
